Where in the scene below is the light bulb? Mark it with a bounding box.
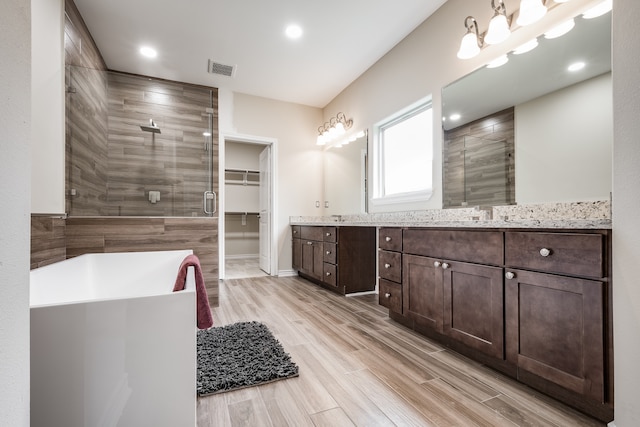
[485,13,511,45]
[517,0,547,26]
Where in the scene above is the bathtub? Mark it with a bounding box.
[30,250,197,427]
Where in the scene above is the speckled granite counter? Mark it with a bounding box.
[290,201,612,229]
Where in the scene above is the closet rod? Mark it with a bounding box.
[225,168,259,174]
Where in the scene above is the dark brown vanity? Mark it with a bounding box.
[378,226,613,423]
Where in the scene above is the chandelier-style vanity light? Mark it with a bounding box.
[457,16,482,59]
[456,0,553,60]
[485,0,511,45]
[316,112,353,146]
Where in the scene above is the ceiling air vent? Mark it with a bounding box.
[207,60,236,77]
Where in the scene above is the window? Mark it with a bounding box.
[373,100,433,205]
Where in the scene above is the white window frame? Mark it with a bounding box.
[372,98,434,207]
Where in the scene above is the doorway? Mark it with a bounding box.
[219,134,277,280]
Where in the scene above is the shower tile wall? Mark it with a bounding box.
[66,217,219,306]
[30,216,66,269]
[443,108,515,208]
[105,73,216,217]
[65,0,108,215]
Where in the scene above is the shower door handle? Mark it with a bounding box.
[203,191,217,215]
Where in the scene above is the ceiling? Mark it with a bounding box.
[73,0,448,108]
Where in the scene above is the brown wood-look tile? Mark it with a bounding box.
[309,408,356,427]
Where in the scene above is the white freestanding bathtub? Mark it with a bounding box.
[30,250,197,427]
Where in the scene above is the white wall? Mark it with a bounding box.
[0,0,31,424]
[612,1,640,426]
[31,0,65,214]
[324,0,602,212]
[229,93,323,273]
[515,73,612,204]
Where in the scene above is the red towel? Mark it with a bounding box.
[173,254,214,329]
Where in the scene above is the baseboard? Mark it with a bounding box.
[225,254,259,260]
[277,269,297,277]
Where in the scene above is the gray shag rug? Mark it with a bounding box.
[197,321,299,396]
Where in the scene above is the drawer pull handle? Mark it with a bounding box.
[384,263,391,269]
[505,272,516,280]
[434,261,441,268]
[385,236,392,242]
[539,248,552,257]
[306,241,313,245]
[441,262,450,269]
[384,292,391,298]
[326,250,331,255]
[326,271,331,276]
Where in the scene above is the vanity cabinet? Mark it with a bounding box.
[378,227,403,313]
[504,231,609,405]
[402,229,505,359]
[292,225,376,295]
[378,226,612,422]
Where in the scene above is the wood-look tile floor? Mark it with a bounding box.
[225,257,269,280]
[197,276,605,427]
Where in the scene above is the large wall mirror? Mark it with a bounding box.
[323,133,368,215]
[442,8,612,208]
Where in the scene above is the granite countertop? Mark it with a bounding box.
[289,201,612,230]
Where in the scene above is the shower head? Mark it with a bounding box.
[140,119,161,134]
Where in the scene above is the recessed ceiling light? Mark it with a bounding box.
[285,24,303,39]
[140,46,157,58]
[450,113,461,121]
[568,62,586,72]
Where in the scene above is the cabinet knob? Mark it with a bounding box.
[539,248,552,257]
[306,241,313,245]
[384,263,391,269]
[385,236,392,242]
[293,230,297,234]
[434,261,441,268]
[505,271,516,280]
[441,262,450,269]
[326,271,331,276]
[384,292,391,299]
[326,250,331,255]
[326,232,331,237]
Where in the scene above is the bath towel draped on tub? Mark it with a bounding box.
[174,254,214,329]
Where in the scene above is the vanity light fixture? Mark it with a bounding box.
[544,18,575,39]
[486,54,509,68]
[457,16,482,59]
[512,38,539,54]
[582,0,612,19]
[485,0,511,45]
[316,112,353,146]
[517,0,547,26]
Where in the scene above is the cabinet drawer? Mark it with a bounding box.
[379,279,402,313]
[403,229,503,266]
[505,232,604,278]
[300,226,323,241]
[379,250,401,283]
[323,263,337,287]
[323,227,337,242]
[379,228,402,252]
[324,243,337,264]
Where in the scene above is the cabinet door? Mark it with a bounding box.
[302,240,323,280]
[443,261,504,359]
[292,238,302,270]
[403,254,443,332]
[505,269,605,402]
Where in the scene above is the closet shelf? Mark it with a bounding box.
[224,169,260,186]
